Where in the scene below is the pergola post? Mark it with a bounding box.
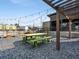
[69,20,72,39]
[56,12,60,50]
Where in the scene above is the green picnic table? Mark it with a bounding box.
[22,33,51,47]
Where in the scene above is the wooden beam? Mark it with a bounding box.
[63,3,76,8]
[53,0,63,5]
[64,5,78,10]
[43,0,69,20]
[60,0,76,7]
[56,0,70,7]
[56,12,60,50]
[69,20,72,39]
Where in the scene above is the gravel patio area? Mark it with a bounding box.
[0,37,79,59]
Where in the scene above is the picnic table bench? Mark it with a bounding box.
[22,33,51,47]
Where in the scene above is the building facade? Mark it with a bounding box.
[43,21,50,32]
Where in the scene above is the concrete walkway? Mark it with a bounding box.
[0,37,21,51]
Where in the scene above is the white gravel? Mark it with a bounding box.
[0,37,79,59]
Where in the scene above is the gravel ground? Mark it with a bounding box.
[0,37,79,59]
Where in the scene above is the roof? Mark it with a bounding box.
[47,13,56,17]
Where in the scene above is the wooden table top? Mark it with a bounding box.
[21,33,47,36]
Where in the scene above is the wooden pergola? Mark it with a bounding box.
[43,0,79,50]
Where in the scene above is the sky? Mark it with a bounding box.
[0,0,55,26]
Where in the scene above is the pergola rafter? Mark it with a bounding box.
[43,0,70,19]
[43,0,77,18]
[52,0,63,5]
[56,0,70,7]
[60,0,76,7]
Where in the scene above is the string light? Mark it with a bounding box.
[0,8,53,26]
